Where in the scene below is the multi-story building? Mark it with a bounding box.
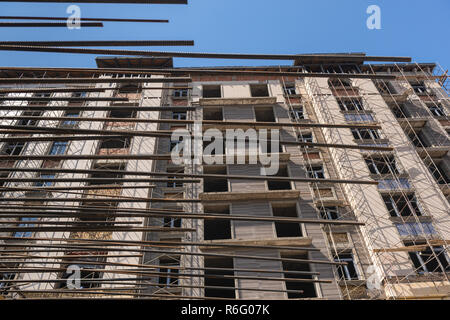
[0,53,448,299]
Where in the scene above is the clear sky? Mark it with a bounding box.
[0,0,448,69]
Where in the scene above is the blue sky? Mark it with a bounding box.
[0,0,448,69]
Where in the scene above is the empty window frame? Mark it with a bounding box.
[158,258,180,287]
[62,111,80,125]
[70,91,87,102]
[49,141,68,155]
[89,163,126,185]
[99,137,130,149]
[202,85,222,98]
[116,84,142,94]
[344,113,374,122]
[172,111,187,120]
[410,81,427,94]
[427,103,446,117]
[17,110,42,126]
[408,245,450,274]
[272,204,302,238]
[0,172,9,188]
[351,128,381,140]
[377,178,411,190]
[204,205,231,241]
[319,206,340,220]
[338,99,364,111]
[267,166,292,191]
[71,91,87,98]
[163,217,182,228]
[382,194,423,217]
[329,78,352,88]
[254,107,276,122]
[109,108,136,119]
[204,257,235,298]
[167,167,184,188]
[13,217,37,238]
[29,92,51,105]
[0,272,16,293]
[250,84,269,97]
[203,107,223,121]
[283,83,297,95]
[334,253,359,280]
[1,142,24,156]
[282,254,316,298]
[298,132,313,144]
[35,174,56,187]
[364,155,399,175]
[290,106,306,120]
[203,166,228,193]
[307,165,325,179]
[391,104,407,118]
[396,222,436,237]
[408,130,429,148]
[427,162,450,185]
[173,87,188,98]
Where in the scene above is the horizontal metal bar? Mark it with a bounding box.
[0,167,378,185]
[0,16,169,23]
[0,184,155,191]
[0,134,391,152]
[0,194,198,203]
[0,210,363,225]
[0,279,306,296]
[0,106,196,111]
[0,246,343,265]
[0,97,127,101]
[0,115,383,130]
[0,40,194,47]
[0,22,103,27]
[0,277,306,295]
[2,291,232,301]
[0,220,141,225]
[0,87,106,93]
[283,140,393,151]
[0,77,191,84]
[0,86,191,93]
[0,45,411,63]
[0,0,188,3]
[0,260,318,277]
[0,226,193,232]
[0,266,326,285]
[0,196,199,203]
[0,235,320,252]
[0,66,397,79]
[0,135,135,143]
[0,154,173,161]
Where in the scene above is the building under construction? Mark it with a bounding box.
[0,52,448,300]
